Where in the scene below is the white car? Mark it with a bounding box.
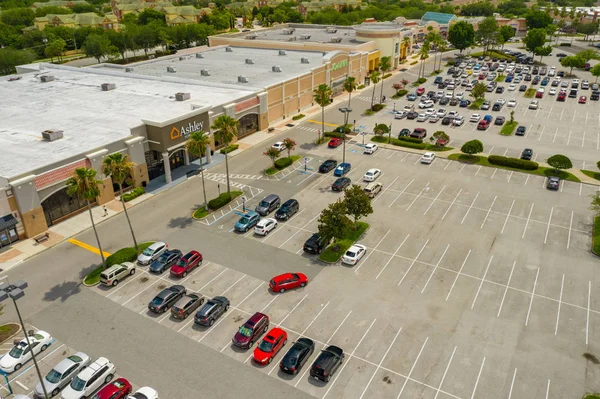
[341,244,367,265]
[424,109,436,117]
[254,218,277,236]
[394,111,407,119]
[496,98,506,105]
[137,241,167,265]
[128,387,159,399]
[507,99,517,107]
[418,100,434,109]
[403,104,414,112]
[363,168,381,182]
[420,152,436,164]
[61,357,115,399]
[548,69,556,77]
[436,108,447,117]
[417,113,428,122]
[470,113,481,122]
[455,92,464,99]
[445,91,453,98]
[549,88,557,95]
[363,143,378,154]
[465,83,473,91]
[508,83,516,91]
[529,100,539,110]
[453,115,465,126]
[0,331,53,373]
[272,142,285,151]
[428,115,439,123]
[447,111,458,118]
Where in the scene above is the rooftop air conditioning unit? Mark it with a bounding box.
[245,34,257,40]
[238,76,248,83]
[167,66,176,73]
[40,75,55,82]
[301,58,310,64]
[330,37,342,43]
[279,50,287,55]
[200,69,210,76]
[326,27,338,33]
[245,58,254,64]
[196,53,204,58]
[272,65,282,72]
[179,56,186,60]
[175,92,190,101]
[41,129,63,142]
[288,37,296,41]
[225,46,233,52]
[101,83,116,91]
[125,67,134,72]
[299,34,311,40]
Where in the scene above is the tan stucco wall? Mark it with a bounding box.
[131,163,149,188]
[97,177,115,205]
[21,207,48,238]
[8,196,18,213]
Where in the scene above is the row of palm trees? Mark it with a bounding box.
[417,27,446,80]
[66,114,239,269]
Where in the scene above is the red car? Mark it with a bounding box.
[170,250,202,277]
[436,138,448,147]
[93,378,132,399]
[253,327,288,365]
[269,273,308,293]
[416,87,425,95]
[477,120,490,130]
[557,92,566,102]
[579,96,587,104]
[478,73,486,80]
[328,138,343,148]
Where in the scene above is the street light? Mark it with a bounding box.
[0,281,49,399]
[338,107,352,165]
[388,122,392,144]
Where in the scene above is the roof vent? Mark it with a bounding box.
[167,66,176,73]
[125,67,134,72]
[225,46,233,52]
[179,56,186,61]
[299,34,311,40]
[272,65,282,72]
[326,27,338,33]
[245,58,254,64]
[101,83,116,91]
[301,57,310,64]
[282,28,295,34]
[279,50,287,55]
[196,53,204,58]
[175,92,190,101]
[41,129,63,142]
[288,36,297,41]
[200,69,210,76]
[245,34,257,40]
[40,75,55,82]
[238,76,248,83]
[330,37,342,43]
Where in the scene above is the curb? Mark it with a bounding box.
[82,278,99,287]
[0,323,22,344]
[592,216,600,257]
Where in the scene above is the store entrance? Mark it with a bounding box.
[42,187,92,227]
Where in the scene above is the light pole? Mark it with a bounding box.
[0,281,49,399]
[388,122,392,143]
[338,107,352,164]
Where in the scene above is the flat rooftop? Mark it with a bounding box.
[0,65,255,179]
[97,46,327,88]
[227,24,359,46]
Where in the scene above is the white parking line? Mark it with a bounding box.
[471,256,493,309]
[522,203,534,239]
[397,239,429,286]
[507,368,518,399]
[552,127,558,143]
[322,319,377,399]
[421,244,450,293]
[406,182,430,211]
[470,357,486,399]
[389,179,414,208]
[359,327,402,399]
[376,235,410,279]
[524,174,530,185]
[262,209,306,243]
[582,131,586,147]
[355,229,391,274]
[597,131,599,151]
[433,346,457,399]
[444,158,452,170]
[567,211,574,249]
[587,281,591,345]
[396,338,429,398]
[572,110,577,123]
[460,192,480,224]
[446,250,471,301]
[555,274,565,335]
[372,176,400,204]
[497,261,516,318]
[15,381,28,390]
[544,207,554,244]
[442,188,463,220]
[507,171,513,182]
[501,199,515,234]
[278,214,319,248]
[525,267,540,326]
[122,278,160,306]
[567,129,572,145]
[423,185,446,215]
[545,379,551,399]
[260,295,279,313]
[480,195,497,229]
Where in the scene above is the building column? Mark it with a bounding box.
[162,152,172,184]
[183,149,190,165]
[11,175,47,238]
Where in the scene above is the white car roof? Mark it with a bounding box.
[256,218,275,227]
[423,152,435,157]
[366,168,380,173]
[348,244,366,252]
[77,357,111,380]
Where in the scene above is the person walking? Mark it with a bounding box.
[103,205,108,217]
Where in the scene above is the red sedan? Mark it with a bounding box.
[328,138,343,148]
[170,250,202,277]
[579,96,587,104]
[253,327,288,364]
[93,378,132,399]
[269,273,308,293]
[416,87,425,95]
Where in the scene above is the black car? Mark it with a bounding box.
[532,76,541,84]
[398,128,411,137]
[569,89,578,98]
[492,103,503,111]
[459,99,471,107]
[194,296,230,326]
[519,85,527,92]
[495,116,505,125]
[521,148,533,160]
[332,177,351,192]
[280,338,315,375]
[441,116,454,125]
[449,97,460,106]
[149,249,182,274]
[516,126,526,136]
[524,74,532,81]
[148,285,186,313]
[309,345,345,382]
[439,97,449,105]
[275,199,299,220]
[171,293,204,320]
[318,160,337,173]
[303,233,329,254]
[591,91,599,100]
[558,71,565,77]
[496,86,505,93]
[407,111,418,119]
[556,53,567,57]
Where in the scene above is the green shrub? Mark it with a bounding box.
[274,157,293,169]
[122,187,145,202]
[397,89,408,97]
[220,144,239,154]
[558,42,571,46]
[488,155,539,170]
[364,109,374,115]
[371,136,387,143]
[208,192,233,210]
[416,77,427,84]
[524,88,536,98]
[390,138,427,149]
[397,136,423,144]
[357,84,365,89]
[324,131,343,138]
[410,61,418,65]
[371,103,385,112]
[383,73,392,79]
[105,247,138,268]
[446,60,456,66]
[292,114,305,121]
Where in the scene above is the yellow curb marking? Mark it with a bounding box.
[68,238,111,258]
[306,120,339,127]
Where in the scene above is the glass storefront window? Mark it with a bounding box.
[42,187,91,227]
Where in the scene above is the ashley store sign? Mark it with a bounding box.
[170,121,204,140]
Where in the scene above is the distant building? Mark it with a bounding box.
[495,16,527,37]
[34,12,120,30]
[111,0,173,20]
[421,12,457,25]
[163,5,211,25]
[31,0,90,8]
[297,0,364,17]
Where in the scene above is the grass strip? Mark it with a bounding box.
[266,155,302,175]
[499,121,518,136]
[319,222,369,263]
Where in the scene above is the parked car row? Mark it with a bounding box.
[232,194,300,233]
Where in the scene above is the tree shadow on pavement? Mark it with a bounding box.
[168,216,194,229]
[43,281,81,302]
[78,264,99,280]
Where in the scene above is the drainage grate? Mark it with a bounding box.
[285,123,295,127]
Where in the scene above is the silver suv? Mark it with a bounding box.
[35,352,91,398]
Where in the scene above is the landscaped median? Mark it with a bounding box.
[371,136,453,152]
[83,241,154,286]
[500,121,518,136]
[319,222,369,263]
[265,155,302,175]
[193,190,243,219]
[593,217,600,256]
[582,170,600,182]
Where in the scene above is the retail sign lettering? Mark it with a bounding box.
[170,121,204,140]
[331,59,348,72]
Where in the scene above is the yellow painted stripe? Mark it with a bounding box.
[306,120,339,127]
[68,238,111,258]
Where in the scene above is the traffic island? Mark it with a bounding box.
[83,241,154,286]
[192,191,243,219]
[500,121,518,136]
[592,217,600,257]
[265,155,302,175]
[371,136,453,152]
[319,222,369,263]
[0,323,20,344]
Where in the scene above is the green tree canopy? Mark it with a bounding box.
[448,20,475,53]
[0,48,35,75]
[343,184,373,227]
[138,9,166,25]
[499,25,515,43]
[523,28,547,53]
[318,199,351,251]
[560,55,586,75]
[576,49,599,62]
[1,7,35,27]
[461,139,484,156]
[547,154,573,171]
[470,82,487,100]
[590,63,600,82]
[83,33,116,63]
[525,9,553,28]
[476,16,499,54]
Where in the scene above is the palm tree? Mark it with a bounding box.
[379,56,392,104]
[102,153,138,252]
[402,36,411,59]
[417,41,430,79]
[437,39,448,72]
[313,83,332,143]
[425,31,441,74]
[343,76,357,107]
[369,70,381,110]
[66,167,106,267]
[185,130,211,210]
[212,115,238,195]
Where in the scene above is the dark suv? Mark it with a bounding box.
[309,345,345,382]
[303,233,329,254]
[232,312,269,349]
[275,199,299,221]
[194,296,230,326]
[148,285,186,313]
[521,148,533,160]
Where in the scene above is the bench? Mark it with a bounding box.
[34,232,49,244]
[267,127,275,132]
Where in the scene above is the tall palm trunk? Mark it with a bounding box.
[371,82,377,109]
[347,91,352,107]
[224,152,231,194]
[320,106,324,142]
[118,183,138,252]
[87,200,106,267]
[379,76,385,104]
[200,167,208,210]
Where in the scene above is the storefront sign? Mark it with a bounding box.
[170,121,204,140]
[331,59,348,72]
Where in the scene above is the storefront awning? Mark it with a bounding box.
[0,214,18,231]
